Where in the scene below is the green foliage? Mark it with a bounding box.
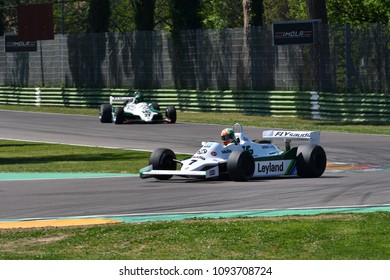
[53,2,89,34]
[1,0,388,35]
[109,0,135,32]
[327,0,390,24]
[200,0,243,28]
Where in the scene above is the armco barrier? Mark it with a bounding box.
[0,87,389,122]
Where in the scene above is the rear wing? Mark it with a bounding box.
[109,96,134,105]
[262,130,320,150]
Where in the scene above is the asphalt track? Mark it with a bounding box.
[0,110,389,227]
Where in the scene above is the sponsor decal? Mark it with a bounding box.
[261,145,274,149]
[211,151,217,156]
[197,149,208,154]
[274,131,311,138]
[221,149,232,154]
[192,155,206,160]
[203,142,213,148]
[257,161,284,175]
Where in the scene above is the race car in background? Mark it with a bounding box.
[140,123,327,181]
[99,92,177,124]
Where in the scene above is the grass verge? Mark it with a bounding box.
[1,213,390,259]
[0,140,149,173]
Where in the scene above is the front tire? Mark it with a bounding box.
[296,144,327,178]
[99,104,112,123]
[114,107,125,124]
[165,105,177,123]
[149,148,177,180]
[227,150,255,181]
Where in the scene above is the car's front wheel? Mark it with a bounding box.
[149,148,177,180]
[99,104,112,123]
[165,105,177,123]
[114,107,125,124]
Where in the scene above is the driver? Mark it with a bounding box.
[134,91,144,103]
[221,128,236,145]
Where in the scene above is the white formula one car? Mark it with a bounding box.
[140,123,327,181]
[99,92,176,124]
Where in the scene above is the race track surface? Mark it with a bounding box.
[0,110,389,222]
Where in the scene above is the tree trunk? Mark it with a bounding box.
[306,0,334,92]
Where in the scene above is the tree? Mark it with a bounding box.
[87,0,111,33]
[171,0,202,32]
[306,0,328,24]
[131,0,155,31]
[306,0,334,91]
[0,0,5,36]
[243,0,264,28]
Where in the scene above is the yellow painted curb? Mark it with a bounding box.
[0,218,121,229]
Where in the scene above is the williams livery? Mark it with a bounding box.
[140,123,327,181]
[99,92,176,124]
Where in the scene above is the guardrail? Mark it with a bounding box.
[0,87,388,122]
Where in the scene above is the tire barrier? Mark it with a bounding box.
[0,87,389,122]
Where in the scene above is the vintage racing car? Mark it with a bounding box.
[99,92,177,124]
[140,123,327,181]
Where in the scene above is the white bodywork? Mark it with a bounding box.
[140,124,321,179]
[110,96,158,123]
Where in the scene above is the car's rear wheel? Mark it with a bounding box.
[149,148,177,180]
[99,104,112,123]
[114,107,125,124]
[165,105,177,123]
[296,144,327,178]
[227,150,255,181]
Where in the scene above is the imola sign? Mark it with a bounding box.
[272,20,319,45]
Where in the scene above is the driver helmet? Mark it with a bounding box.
[221,128,235,145]
[134,91,143,103]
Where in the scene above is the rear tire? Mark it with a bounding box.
[227,150,255,181]
[165,105,177,123]
[114,107,125,124]
[296,144,327,178]
[99,104,112,123]
[149,148,177,180]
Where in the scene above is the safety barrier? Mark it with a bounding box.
[0,87,388,122]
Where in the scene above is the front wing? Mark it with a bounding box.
[139,165,220,179]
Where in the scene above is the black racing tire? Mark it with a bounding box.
[99,104,112,123]
[114,107,125,124]
[149,148,177,180]
[165,105,177,123]
[151,102,160,111]
[227,150,255,181]
[296,144,327,178]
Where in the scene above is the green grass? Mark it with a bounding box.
[1,213,390,259]
[0,140,149,173]
[1,104,389,260]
